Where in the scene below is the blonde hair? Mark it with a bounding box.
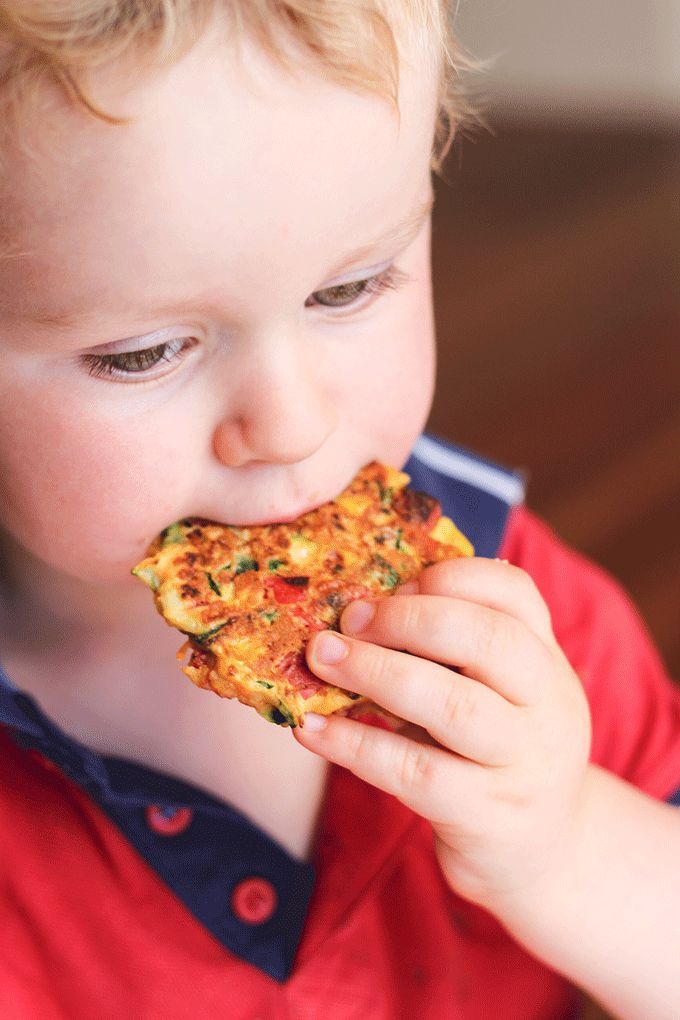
[0,1,479,172]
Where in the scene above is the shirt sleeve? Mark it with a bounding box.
[500,507,680,803]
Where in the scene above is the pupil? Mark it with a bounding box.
[113,343,166,372]
[318,279,367,307]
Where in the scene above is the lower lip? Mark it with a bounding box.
[224,501,323,528]
[264,503,321,524]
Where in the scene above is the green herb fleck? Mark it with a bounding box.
[374,554,400,590]
[378,482,394,509]
[160,522,187,546]
[269,704,296,727]
[206,572,222,596]
[268,558,286,571]
[192,622,227,644]
[382,568,400,589]
[234,556,259,575]
[256,679,275,689]
[395,527,404,551]
[260,610,279,624]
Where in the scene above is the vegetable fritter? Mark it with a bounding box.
[133,462,473,727]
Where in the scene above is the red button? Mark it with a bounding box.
[145,805,193,836]
[231,877,278,925]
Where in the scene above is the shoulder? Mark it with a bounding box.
[501,506,680,800]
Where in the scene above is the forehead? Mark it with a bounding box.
[0,28,437,325]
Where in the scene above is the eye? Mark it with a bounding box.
[81,336,198,382]
[306,265,410,311]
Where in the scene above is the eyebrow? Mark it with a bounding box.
[20,189,435,331]
[327,190,435,279]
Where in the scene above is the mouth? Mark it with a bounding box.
[236,500,326,527]
[184,464,365,529]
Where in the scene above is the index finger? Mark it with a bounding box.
[397,557,555,645]
[341,594,553,705]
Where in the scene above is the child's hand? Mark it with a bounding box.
[294,557,592,927]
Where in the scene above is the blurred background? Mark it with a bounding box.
[429,0,680,684]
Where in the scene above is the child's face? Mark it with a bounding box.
[0,29,438,587]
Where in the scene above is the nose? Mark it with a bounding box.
[212,338,338,468]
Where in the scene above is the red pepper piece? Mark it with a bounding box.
[424,502,442,531]
[271,575,309,604]
[278,650,325,697]
[291,605,326,631]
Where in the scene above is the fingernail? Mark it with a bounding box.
[303,713,327,732]
[315,631,349,664]
[343,600,376,634]
[397,580,418,595]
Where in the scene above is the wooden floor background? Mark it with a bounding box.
[429,123,680,682]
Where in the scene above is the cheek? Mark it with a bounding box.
[391,304,436,455]
[391,228,436,423]
[349,258,435,464]
[0,391,197,581]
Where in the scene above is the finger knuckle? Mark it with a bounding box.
[384,594,423,642]
[472,609,517,663]
[359,642,394,693]
[349,717,375,763]
[439,680,478,731]
[399,742,437,794]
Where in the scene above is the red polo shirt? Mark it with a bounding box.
[1,505,679,1019]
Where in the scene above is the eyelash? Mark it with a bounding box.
[81,264,410,381]
[306,264,410,310]
[81,337,198,381]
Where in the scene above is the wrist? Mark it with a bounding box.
[488,767,680,1020]
[492,764,602,944]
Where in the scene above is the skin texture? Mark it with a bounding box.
[0,22,678,1020]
